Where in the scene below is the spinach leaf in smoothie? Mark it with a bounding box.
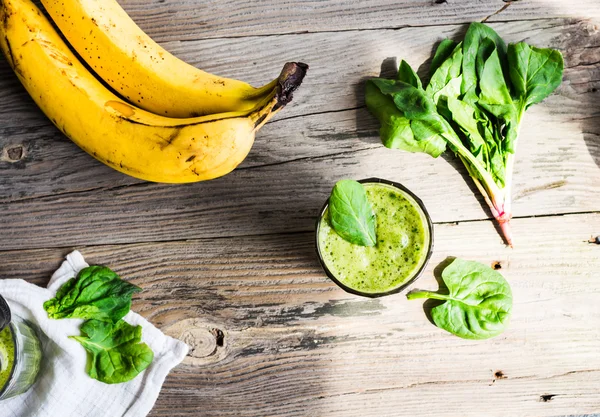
[407,258,512,340]
[71,319,154,384]
[328,180,377,247]
[44,266,141,323]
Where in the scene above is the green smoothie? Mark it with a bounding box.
[0,326,15,391]
[318,182,431,295]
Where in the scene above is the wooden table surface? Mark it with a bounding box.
[2,1,600,416]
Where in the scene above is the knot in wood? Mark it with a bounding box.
[3,145,25,162]
[163,318,229,365]
[180,327,220,358]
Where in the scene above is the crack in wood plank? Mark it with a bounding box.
[0,211,597,255]
[306,368,600,400]
[481,2,513,24]
[119,6,598,43]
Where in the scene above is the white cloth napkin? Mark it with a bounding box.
[0,251,188,417]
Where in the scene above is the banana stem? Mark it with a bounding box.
[248,62,308,130]
[275,62,309,108]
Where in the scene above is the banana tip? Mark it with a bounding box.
[276,62,309,107]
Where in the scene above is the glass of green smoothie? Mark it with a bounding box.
[316,178,433,297]
[0,295,43,401]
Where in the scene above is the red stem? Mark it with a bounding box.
[496,217,513,248]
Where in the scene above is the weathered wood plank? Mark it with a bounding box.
[0,118,598,251]
[0,20,599,250]
[2,19,597,121]
[115,0,600,42]
[1,213,598,416]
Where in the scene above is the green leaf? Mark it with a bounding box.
[430,39,459,78]
[44,266,141,323]
[447,97,487,155]
[397,60,422,89]
[446,97,506,186]
[407,259,513,340]
[478,41,513,107]
[508,42,564,110]
[328,180,377,247]
[366,79,447,157]
[370,78,437,119]
[71,319,154,384]
[426,42,463,100]
[462,22,507,99]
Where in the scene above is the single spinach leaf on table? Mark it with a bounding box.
[44,266,141,323]
[71,319,154,384]
[328,180,377,247]
[407,259,513,340]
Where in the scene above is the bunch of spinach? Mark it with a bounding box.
[407,258,513,340]
[366,22,564,246]
[44,266,154,384]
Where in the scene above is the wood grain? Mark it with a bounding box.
[1,2,600,415]
[2,18,597,121]
[113,0,600,42]
[1,213,598,417]
[0,19,599,250]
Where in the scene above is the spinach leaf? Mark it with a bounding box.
[508,42,564,110]
[44,266,141,323]
[366,77,447,157]
[328,180,376,247]
[478,40,513,109]
[430,39,459,79]
[370,78,437,119]
[397,60,422,89]
[407,259,513,340]
[447,97,506,186]
[71,319,154,384]
[426,42,463,101]
[462,22,508,99]
[46,265,154,384]
[365,83,417,150]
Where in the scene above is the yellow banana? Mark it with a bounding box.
[0,0,307,183]
[40,0,282,118]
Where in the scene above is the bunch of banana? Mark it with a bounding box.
[0,0,307,183]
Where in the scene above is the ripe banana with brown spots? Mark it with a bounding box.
[0,0,307,183]
[40,0,284,118]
